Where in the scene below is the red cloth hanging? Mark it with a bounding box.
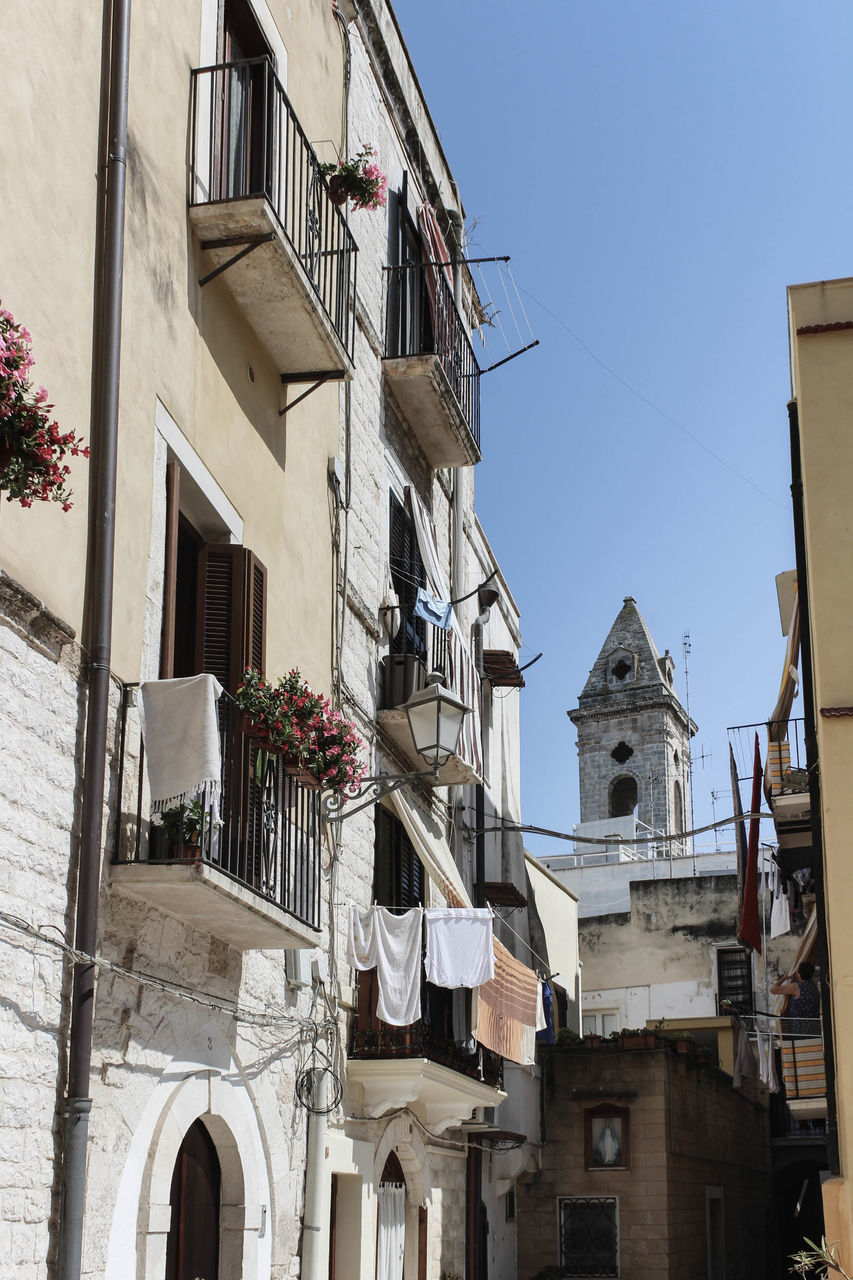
[739,732,763,953]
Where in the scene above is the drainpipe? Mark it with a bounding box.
[301,1069,329,1280]
[58,1,130,1277]
[788,398,839,1175]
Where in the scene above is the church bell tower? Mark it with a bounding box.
[568,597,696,842]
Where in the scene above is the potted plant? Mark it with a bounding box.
[556,1027,583,1047]
[157,798,219,859]
[0,304,89,509]
[235,668,365,798]
[583,1032,603,1049]
[619,1028,649,1050]
[673,1031,694,1055]
[319,145,388,211]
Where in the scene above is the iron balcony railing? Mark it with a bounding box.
[115,685,321,930]
[385,260,481,449]
[351,968,503,1089]
[189,56,357,360]
[727,717,807,795]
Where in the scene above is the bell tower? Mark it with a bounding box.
[568,597,696,843]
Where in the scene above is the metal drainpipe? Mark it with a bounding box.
[58,1,130,1277]
[788,397,839,1175]
[301,1069,329,1280]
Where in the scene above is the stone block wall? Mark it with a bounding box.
[516,1045,772,1280]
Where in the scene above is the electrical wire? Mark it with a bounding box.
[519,285,786,510]
[471,811,769,847]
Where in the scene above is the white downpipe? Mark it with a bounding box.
[301,1070,329,1280]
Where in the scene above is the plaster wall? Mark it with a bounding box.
[789,275,853,1272]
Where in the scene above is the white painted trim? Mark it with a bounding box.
[154,398,243,542]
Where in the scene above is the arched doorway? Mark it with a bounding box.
[165,1118,221,1280]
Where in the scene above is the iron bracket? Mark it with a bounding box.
[198,233,275,287]
[279,370,344,416]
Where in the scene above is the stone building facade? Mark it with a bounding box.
[516,1043,773,1280]
[0,3,569,1279]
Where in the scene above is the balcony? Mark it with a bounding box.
[189,58,356,380]
[728,718,813,871]
[384,262,481,467]
[378,616,481,786]
[348,970,505,1133]
[112,687,321,950]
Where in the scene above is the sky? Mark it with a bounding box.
[392,0,853,859]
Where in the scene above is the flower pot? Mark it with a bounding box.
[282,755,321,790]
[169,840,201,861]
[583,1034,602,1049]
[620,1034,646,1051]
[674,1038,690,1054]
[327,174,350,205]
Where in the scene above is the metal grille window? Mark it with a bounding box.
[559,1198,618,1278]
[717,947,753,1014]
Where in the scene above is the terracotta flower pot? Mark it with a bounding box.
[282,755,321,789]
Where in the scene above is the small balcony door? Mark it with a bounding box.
[216,0,274,200]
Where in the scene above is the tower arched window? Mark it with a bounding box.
[673,780,684,833]
[609,775,637,818]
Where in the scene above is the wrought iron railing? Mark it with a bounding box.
[189,57,357,360]
[385,260,480,450]
[727,718,807,794]
[351,968,503,1089]
[114,685,321,930]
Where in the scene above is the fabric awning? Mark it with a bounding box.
[388,789,472,908]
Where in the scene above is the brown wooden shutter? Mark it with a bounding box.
[243,550,267,675]
[159,460,181,679]
[196,544,245,695]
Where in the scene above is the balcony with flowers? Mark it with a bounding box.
[112,671,364,950]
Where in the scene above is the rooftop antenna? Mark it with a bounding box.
[683,632,696,869]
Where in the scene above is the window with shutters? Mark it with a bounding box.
[374,807,424,911]
[717,947,753,1014]
[160,459,267,690]
[388,492,426,661]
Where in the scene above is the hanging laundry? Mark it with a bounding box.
[424,908,494,987]
[473,938,539,1066]
[413,585,453,631]
[347,906,423,1026]
[756,1018,779,1093]
[536,980,555,1045]
[770,862,792,939]
[140,674,223,817]
[739,733,763,953]
[732,1024,757,1090]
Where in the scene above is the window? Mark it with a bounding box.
[505,1189,516,1222]
[705,1187,725,1280]
[559,1198,618,1278]
[717,947,752,1014]
[388,492,426,659]
[583,1012,619,1039]
[215,0,274,201]
[609,776,637,819]
[374,808,424,911]
[584,1106,630,1171]
[160,459,266,692]
[673,781,684,834]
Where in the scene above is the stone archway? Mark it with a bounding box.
[373,1116,431,1280]
[104,1024,273,1280]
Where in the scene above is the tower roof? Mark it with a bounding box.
[570,597,691,725]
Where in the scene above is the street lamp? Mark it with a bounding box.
[321,675,470,821]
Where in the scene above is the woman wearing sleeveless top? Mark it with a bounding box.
[771,960,821,1035]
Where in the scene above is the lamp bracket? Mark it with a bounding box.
[322,769,438,822]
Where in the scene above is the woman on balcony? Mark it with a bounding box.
[771,960,821,1035]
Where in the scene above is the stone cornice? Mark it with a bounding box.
[568,693,696,736]
[0,569,76,663]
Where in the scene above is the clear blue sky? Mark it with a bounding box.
[394,0,853,856]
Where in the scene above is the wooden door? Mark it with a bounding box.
[165,1119,222,1280]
